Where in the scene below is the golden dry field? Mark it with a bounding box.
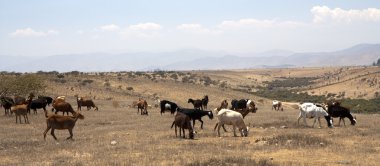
[1,67,380,165]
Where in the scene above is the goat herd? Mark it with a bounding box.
[1,92,357,140]
[0,93,97,140]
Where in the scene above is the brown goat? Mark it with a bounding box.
[52,102,75,116]
[76,96,98,111]
[171,112,194,139]
[215,99,228,112]
[52,96,66,107]
[43,111,84,140]
[11,104,29,124]
[136,99,148,115]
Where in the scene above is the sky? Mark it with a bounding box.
[1,0,380,56]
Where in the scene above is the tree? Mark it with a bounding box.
[0,74,46,96]
[377,58,380,66]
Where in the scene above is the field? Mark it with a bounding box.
[1,67,380,165]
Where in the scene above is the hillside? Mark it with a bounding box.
[0,67,379,165]
[1,44,380,72]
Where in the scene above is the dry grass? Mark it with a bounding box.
[0,68,379,165]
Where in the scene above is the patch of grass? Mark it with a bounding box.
[186,157,277,166]
[262,133,329,147]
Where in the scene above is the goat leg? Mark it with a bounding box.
[51,129,58,140]
[67,129,73,140]
[222,125,227,132]
[199,119,204,129]
[43,126,51,140]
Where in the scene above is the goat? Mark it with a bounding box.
[11,104,29,124]
[76,96,98,111]
[272,100,283,111]
[177,108,213,129]
[231,99,257,112]
[38,96,53,106]
[216,99,228,112]
[160,100,178,115]
[326,102,356,126]
[43,111,84,140]
[52,102,75,116]
[213,99,229,132]
[1,96,14,116]
[201,95,209,110]
[230,99,257,118]
[136,98,148,115]
[171,112,194,139]
[188,98,203,110]
[297,103,333,128]
[14,95,27,105]
[27,97,48,115]
[214,109,249,137]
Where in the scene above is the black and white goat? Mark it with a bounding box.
[160,100,178,115]
[326,102,356,126]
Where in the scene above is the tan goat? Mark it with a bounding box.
[43,111,84,140]
[11,104,29,124]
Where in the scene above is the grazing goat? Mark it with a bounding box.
[43,111,84,140]
[297,103,333,128]
[214,109,249,137]
[38,96,53,106]
[52,102,75,116]
[1,96,14,116]
[177,108,213,129]
[201,95,209,110]
[136,99,148,115]
[171,112,194,139]
[272,100,283,111]
[76,96,98,111]
[160,100,178,115]
[52,96,66,110]
[188,98,203,110]
[11,104,29,124]
[326,102,356,126]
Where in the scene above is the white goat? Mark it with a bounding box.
[297,103,333,128]
[214,109,249,137]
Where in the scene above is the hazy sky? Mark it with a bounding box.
[1,0,380,56]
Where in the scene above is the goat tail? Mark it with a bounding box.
[171,122,175,129]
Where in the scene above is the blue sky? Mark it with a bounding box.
[1,0,380,56]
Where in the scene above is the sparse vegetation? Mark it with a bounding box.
[0,74,46,96]
[1,67,380,165]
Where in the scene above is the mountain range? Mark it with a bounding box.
[1,44,379,72]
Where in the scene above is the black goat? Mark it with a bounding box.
[231,99,257,117]
[27,98,48,115]
[160,100,178,115]
[201,95,209,110]
[38,96,53,106]
[327,104,356,126]
[171,112,194,139]
[1,96,14,116]
[188,98,203,110]
[177,108,213,129]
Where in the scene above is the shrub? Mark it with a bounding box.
[126,87,134,91]
[0,74,46,96]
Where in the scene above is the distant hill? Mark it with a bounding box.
[1,44,379,72]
